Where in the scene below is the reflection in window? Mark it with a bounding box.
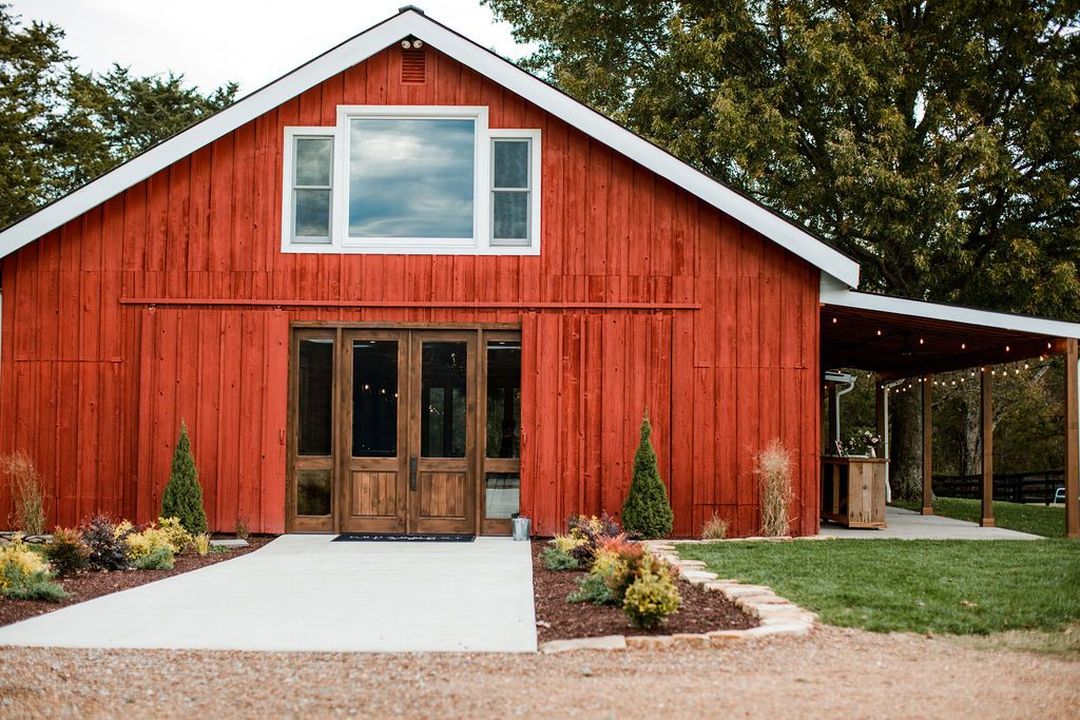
[492,139,531,245]
[486,341,521,458]
[349,118,475,239]
[292,136,333,242]
[298,338,333,455]
[421,342,468,457]
[352,341,398,457]
[297,469,332,516]
[485,472,520,519]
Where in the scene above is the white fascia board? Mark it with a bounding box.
[820,277,1080,339]
[0,9,861,289]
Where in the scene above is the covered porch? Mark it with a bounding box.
[819,282,1080,539]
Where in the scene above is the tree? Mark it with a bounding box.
[162,421,207,535]
[0,4,237,228]
[486,0,1080,496]
[621,411,674,538]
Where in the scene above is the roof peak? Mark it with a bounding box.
[398,5,425,14]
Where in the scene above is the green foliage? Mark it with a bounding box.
[622,554,681,629]
[162,422,208,535]
[620,413,673,538]
[0,539,66,602]
[568,572,614,605]
[81,515,129,571]
[0,6,237,228]
[678,538,1080,635]
[44,527,90,576]
[131,545,174,571]
[156,516,193,555]
[540,544,580,570]
[125,526,175,564]
[892,497,1067,539]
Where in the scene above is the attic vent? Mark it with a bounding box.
[401,44,427,84]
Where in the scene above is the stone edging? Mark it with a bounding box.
[538,540,818,654]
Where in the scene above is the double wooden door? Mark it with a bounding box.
[290,328,478,535]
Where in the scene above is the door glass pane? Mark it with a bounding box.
[297,469,332,516]
[421,341,467,457]
[352,340,398,457]
[298,338,333,456]
[486,341,520,458]
[485,472,520,519]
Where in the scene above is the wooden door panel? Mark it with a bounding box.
[351,470,399,518]
[418,471,468,519]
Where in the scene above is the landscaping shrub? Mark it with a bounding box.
[620,412,673,539]
[756,439,793,537]
[0,539,66,602]
[128,524,177,569]
[193,532,212,557]
[235,514,250,541]
[568,572,614,605]
[566,512,621,563]
[622,553,681,629]
[540,544,580,570]
[0,451,47,535]
[161,421,208,535]
[700,513,729,540]
[157,516,193,555]
[81,515,129,571]
[44,527,90,576]
[132,546,174,570]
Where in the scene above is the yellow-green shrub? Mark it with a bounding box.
[591,549,630,595]
[125,526,174,563]
[550,533,587,554]
[0,540,49,589]
[622,553,681,629]
[157,516,193,554]
[113,519,134,539]
[193,533,212,557]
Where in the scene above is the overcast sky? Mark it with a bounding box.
[13,1,532,94]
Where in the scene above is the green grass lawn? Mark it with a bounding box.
[677,539,1080,635]
[892,497,1066,537]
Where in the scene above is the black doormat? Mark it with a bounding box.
[332,533,475,543]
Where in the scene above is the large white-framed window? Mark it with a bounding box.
[281,105,541,256]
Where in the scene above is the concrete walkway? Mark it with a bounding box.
[0,535,537,653]
[819,506,1042,540]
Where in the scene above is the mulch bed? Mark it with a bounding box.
[532,540,758,643]
[0,535,273,628]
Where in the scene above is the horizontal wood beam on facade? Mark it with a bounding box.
[119,298,702,311]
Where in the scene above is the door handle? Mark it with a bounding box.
[410,457,418,491]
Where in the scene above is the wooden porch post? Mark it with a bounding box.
[1066,339,1079,538]
[922,375,933,515]
[980,368,994,527]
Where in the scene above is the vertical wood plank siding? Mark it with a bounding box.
[0,47,821,536]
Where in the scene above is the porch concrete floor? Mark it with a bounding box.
[818,506,1043,540]
[0,535,537,653]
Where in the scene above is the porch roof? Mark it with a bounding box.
[820,284,1080,377]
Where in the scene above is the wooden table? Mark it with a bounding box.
[821,457,887,528]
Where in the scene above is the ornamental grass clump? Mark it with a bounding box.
[622,552,681,629]
[0,451,47,535]
[700,512,729,540]
[44,527,90,576]
[620,412,673,539]
[756,439,794,537]
[0,539,66,602]
[193,533,212,557]
[161,422,208,535]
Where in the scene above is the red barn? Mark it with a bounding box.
[2,8,1077,538]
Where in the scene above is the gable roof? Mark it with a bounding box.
[0,7,860,287]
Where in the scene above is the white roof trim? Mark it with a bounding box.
[821,276,1080,339]
[0,9,860,286]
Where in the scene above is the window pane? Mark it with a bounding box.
[493,191,529,243]
[421,342,467,457]
[294,189,331,239]
[486,341,521,457]
[494,140,529,189]
[295,137,333,186]
[297,469,332,516]
[349,118,475,238]
[485,472,520,519]
[298,338,333,455]
[352,340,398,457]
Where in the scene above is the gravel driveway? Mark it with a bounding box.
[1,626,1076,719]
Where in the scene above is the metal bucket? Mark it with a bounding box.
[511,516,531,541]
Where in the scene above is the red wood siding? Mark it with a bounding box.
[0,46,820,536]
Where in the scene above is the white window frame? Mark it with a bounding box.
[489,129,541,249]
[280,105,541,256]
[282,128,335,246]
